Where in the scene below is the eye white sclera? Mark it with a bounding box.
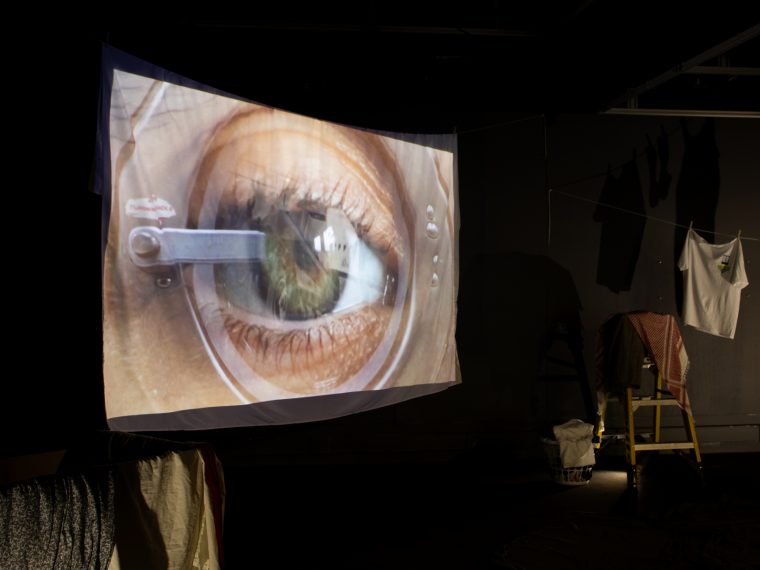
[315,207,385,314]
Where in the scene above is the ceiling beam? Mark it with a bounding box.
[609,23,760,108]
[684,65,760,76]
[604,108,760,119]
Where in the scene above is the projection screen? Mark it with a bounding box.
[99,48,459,430]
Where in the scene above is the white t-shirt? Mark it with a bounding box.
[678,229,749,339]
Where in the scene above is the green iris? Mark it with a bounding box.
[262,232,341,320]
[215,207,347,321]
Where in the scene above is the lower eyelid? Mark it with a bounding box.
[220,304,391,392]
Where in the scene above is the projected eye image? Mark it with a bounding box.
[189,108,412,400]
[103,68,457,426]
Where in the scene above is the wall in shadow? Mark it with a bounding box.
[457,253,591,432]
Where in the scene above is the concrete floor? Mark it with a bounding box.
[221,451,760,569]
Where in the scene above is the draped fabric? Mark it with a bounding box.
[595,313,646,397]
[626,312,691,414]
[596,312,691,414]
[1,432,225,570]
[60,431,225,569]
[109,449,222,570]
[0,469,115,570]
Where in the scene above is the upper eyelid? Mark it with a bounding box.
[221,159,402,258]
[186,109,410,273]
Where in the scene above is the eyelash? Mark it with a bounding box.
[225,175,394,261]
[223,176,385,253]
[222,307,381,373]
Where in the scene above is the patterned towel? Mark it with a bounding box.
[626,312,691,414]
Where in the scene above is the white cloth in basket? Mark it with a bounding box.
[553,419,596,468]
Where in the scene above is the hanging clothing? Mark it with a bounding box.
[109,449,222,570]
[593,159,646,293]
[645,125,672,209]
[626,312,691,414]
[59,431,225,569]
[675,119,720,241]
[678,228,749,339]
[0,469,115,570]
[673,119,721,317]
[596,312,691,414]
[595,313,646,396]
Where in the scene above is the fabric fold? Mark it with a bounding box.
[553,419,596,468]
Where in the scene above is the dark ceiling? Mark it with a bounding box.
[92,3,759,131]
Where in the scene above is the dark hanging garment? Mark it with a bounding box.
[655,124,672,203]
[646,125,673,208]
[673,118,721,313]
[595,313,646,396]
[593,158,646,293]
[646,134,659,208]
[675,118,720,240]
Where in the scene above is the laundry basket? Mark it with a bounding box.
[541,437,593,486]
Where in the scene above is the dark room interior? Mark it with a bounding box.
[2,4,760,568]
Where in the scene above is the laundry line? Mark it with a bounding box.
[541,119,694,245]
[548,188,758,242]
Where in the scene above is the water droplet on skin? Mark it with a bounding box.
[431,273,440,287]
[426,222,439,239]
[426,205,435,220]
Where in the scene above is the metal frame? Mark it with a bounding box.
[605,24,760,118]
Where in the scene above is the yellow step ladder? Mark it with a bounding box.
[596,366,702,488]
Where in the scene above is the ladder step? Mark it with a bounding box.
[633,442,695,451]
[632,399,680,410]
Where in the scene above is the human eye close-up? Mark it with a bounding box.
[185,109,412,399]
[104,68,457,427]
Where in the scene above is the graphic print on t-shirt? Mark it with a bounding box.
[718,254,730,273]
